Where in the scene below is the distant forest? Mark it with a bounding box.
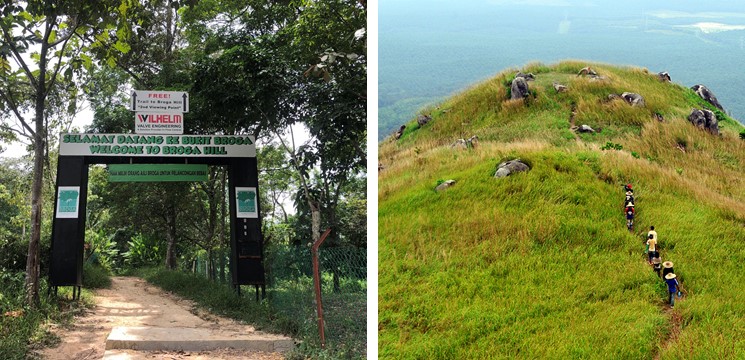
[379,1,745,139]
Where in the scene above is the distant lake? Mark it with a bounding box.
[379,1,745,139]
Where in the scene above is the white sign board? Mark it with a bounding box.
[59,133,256,158]
[56,186,80,218]
[135,112,184,134]
[131,90,189,113]
[236,187,259,218]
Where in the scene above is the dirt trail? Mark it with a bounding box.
[40,277,286,360]
[653,305,683,360]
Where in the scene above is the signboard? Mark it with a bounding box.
[59,134,256,158]
[56,186,80,218]
[109,164,208,182]
[131,90,189,113]
[135,112,184,134]
[236,187,259,218]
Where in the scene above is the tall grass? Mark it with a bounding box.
[379,61,745,359]
[0,270,91,360]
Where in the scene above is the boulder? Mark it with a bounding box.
[691,84,724,111]
[658,71,671,82]
[494,159,530,178]
[577,124,595,133]
[468,135,479,148]
[515,72,536,81]
[510,77,530,100]
[450,135,479,149]
[451,139,468,149]
[417,114,432,127]
[621,92,645,107]
[687,108,719,135]
[553,82,568,93]
[435,180,456,192]
[577,66,597,76]
[394,125,405,140]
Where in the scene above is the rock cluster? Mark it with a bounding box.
[451,135,479,149]
[494,159,530,178]
[687,109,719,135]
[621,92,645,107]
[691,84,724,111]
[417,114,432,127]
[658,72,671,82]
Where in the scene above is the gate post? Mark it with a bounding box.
[49,156,88,290]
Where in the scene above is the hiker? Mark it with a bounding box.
[624,183,634,194]
[652,257,662,277]
[625,202,635,229]
[648,226,657,242]
[624,192,634,206]
[662,261,674,279]
[646,234,658,264]
[664,273,680,307]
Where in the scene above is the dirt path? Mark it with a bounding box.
[40,277,287,360]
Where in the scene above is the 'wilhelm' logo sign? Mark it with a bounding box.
[135,112,184,134]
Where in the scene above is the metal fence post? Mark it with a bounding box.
[312,228,332,349]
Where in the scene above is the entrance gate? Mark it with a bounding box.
[49,133,265,298]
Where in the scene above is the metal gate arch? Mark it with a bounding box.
[49,135,265,296]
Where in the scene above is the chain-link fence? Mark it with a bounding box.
[189,244,367,359]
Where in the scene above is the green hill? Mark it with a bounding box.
[378,61,745,359]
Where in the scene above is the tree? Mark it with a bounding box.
[0,0,138,306]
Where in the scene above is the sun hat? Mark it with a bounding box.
[627,202,635,207]
[652,258,661,264]
[663,261,674,269]
[665,273,676,280]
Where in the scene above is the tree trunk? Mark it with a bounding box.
[24,36,49,307]
[310,201,321,244]
[165,208,177,270]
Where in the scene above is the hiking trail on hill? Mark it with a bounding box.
[40,276,291,360]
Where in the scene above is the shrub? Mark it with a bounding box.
[83,263,112,289]
[601,142,623,151]
[739,128,745,140]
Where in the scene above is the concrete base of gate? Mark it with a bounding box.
[104,326,294,352]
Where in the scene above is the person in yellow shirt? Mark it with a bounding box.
[646,234,657,264]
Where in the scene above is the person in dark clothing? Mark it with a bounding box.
[662,261,674,279]
[664,273,679,307]
[625,202,635,229]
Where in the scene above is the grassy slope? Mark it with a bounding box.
[378,61,745,359]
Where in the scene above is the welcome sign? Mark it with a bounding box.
[59,134,256,158]
[56,186,80,218]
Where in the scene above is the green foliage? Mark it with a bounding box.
[123,233,163,268]
[82,263,112,289]
[740,128,745,140]
[0,269,89,359]
[137,264,365,360]
[631,151,640,159]
[601,142,623,151]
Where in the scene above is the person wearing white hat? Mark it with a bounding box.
[664,273,679,307]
